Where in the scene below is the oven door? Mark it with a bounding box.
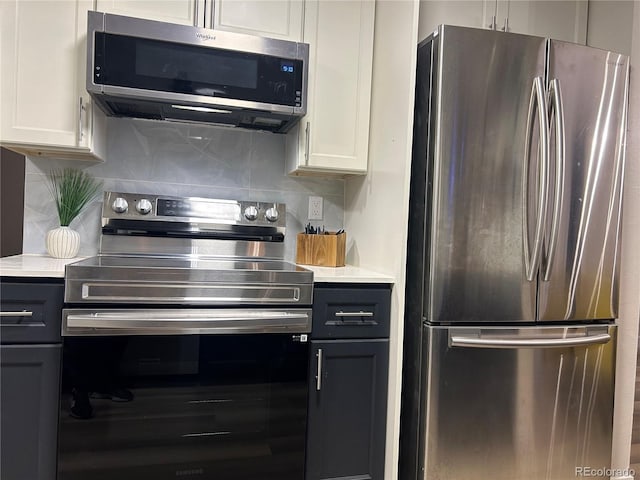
[58,308,311,480]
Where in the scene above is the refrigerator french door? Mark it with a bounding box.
[415,26,628,325]
[400,25,629,480]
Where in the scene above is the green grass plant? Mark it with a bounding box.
[47,168,102,227]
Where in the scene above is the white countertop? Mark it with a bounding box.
[300,265,394,283]
[0,254,84,278]
[0,254,394,284]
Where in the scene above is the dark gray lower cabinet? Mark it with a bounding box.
[1,279,63,480]
[0,344,61,480]
[306,339,389,480]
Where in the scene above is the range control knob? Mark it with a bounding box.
[111,197,128,214]
[244,205,259,221]
[265,206,279,222]
[135,198,153,215]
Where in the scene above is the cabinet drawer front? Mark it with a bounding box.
[0,282,63,344]
[312,286,391,339]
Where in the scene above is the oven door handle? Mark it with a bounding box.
[63,309,312,336]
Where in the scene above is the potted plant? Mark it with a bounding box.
[46,168,102,258]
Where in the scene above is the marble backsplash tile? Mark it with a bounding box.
[23,118,344,261]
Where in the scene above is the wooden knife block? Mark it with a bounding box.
[296,232,346,267]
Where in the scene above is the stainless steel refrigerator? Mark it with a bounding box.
[400,25,629,480]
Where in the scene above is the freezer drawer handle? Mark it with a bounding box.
[450,333,611,349]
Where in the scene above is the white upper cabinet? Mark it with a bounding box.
[418,1,487,41]
[586,1,634,56]
[96,0,303,40]
[0,0,106,161]
[211,0,303,41]
[95,0,202,26]
[490,0,587,44]
[286,0,375,176]
[419,0,587,44]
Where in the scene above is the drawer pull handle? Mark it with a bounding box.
[316,348,323,391]
[335,311,374,318]
[334,319,377,326]
[0,311,33,317]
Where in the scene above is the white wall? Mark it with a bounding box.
[344,1,419,479]
[611,3,640,477]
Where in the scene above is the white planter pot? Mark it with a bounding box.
[46,226,80,259]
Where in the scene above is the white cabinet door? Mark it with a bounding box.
[418,1,491,41]
[495,0,588,43]
[96,0,303,39]
[1,0,79,148]
[95,0,202,26]
[286,0,375,176]
[0,0,105,160]
[211,0,303,41]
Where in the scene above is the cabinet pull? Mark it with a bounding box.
[77,97,86,144]
[0,311,33,317]
[335,311,374,318]
[502,17,509,32]
[202,0,214,28]
[194,0,199,26]
[488,0,497,30]
[316,348,323,391]
[304,122,310,165]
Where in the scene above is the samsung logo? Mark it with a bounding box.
[196,32,216,41]
[175,468,204,477]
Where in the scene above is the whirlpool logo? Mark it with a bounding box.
[196,32,216,41]
[175,468,204,477]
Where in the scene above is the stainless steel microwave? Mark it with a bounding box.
[86,11,309,133]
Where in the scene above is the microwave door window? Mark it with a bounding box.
[96,33,302,107]
[135,42,258,92]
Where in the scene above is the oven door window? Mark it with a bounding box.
[58,334,309,480]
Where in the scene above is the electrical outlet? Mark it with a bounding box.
[308,196,323,220]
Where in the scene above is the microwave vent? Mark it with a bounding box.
[96,95,291,133]
[106,100,162,120]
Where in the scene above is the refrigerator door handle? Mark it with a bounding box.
[542,79,566,282]
[523,76,550,281]
[450,333,611,349]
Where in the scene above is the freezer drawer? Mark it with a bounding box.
[418,324,616,480]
